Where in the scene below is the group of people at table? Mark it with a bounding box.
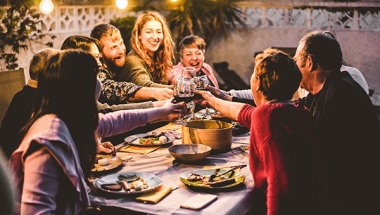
[0,10,379,215]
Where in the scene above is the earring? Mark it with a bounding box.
[255,88,260,92]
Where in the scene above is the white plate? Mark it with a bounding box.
[124,132,175,147]
[95,171,162,195]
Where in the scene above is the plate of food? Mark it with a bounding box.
[124,131,175,146]
[180,165,246,189]
[91,155,123,174]
[94,171,162,195]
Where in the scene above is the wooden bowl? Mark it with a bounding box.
[169,144,211,163]
[182,120,233,153]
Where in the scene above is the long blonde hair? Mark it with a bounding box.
[130,11,175,82]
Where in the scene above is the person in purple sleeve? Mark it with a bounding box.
[9,50,180,215]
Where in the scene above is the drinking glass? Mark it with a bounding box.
[173,72,196,125]
[182,67,197,78]
[195,75,209,90]
[193,75,213,117]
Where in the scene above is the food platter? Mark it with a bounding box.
[180,168,245,189]
[91,155,123,174]
[94,171,162,195]
[124,132,175,147]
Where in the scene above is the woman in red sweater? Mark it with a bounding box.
[196,49,325,215]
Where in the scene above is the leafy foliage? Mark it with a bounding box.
[110,16,136,52]
[0,0,55,70]
[111,0,246,49]
[166,0,246,47]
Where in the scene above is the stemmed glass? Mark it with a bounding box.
[173,69,196,125]
[194,75,213,117]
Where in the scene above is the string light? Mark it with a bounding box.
[39,0,54,15]
[116,0,128,10]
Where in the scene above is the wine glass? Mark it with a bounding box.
[193,75,213,117]
[195,75,209,90]
[173,73,196,125]
[182,67,197,79]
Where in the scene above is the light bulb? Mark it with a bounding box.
[39,0,54,15]
[170,0,179,2]
[116,0,128,10]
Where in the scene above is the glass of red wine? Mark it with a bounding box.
[193,75,213,117]
[173,70,196,125]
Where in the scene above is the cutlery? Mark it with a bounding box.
[115,138,138,152]
[208,164,247,182]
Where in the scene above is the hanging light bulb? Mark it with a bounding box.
[170,0,179,2]
[39,0,54,15]
[116,0,128,10]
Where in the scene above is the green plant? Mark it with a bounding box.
[0,0,55,70]
[114,0,246,48]
[110,16,136,52]
[166,0,247,46]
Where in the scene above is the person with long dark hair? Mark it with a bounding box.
[9,50,180,215]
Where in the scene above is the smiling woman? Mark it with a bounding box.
[120,11,175,89]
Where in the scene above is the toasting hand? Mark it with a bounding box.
[204,85,233,101]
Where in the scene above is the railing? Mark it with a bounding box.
[238,2,380,30]
[34,2,379,34]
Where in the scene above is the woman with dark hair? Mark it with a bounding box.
[9,50,180,215]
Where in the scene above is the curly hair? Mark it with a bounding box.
[254,48,302,101]
[130,11,175,82]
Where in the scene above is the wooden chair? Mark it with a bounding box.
[0,68,26,126]
[213,61,250,91]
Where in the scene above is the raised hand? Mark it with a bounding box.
[194,89,215,107]
[152,88,174,100]
[205,85,233,101]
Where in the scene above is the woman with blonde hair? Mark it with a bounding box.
[120,11,175,88]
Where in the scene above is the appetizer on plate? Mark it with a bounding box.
[95,171,162,195]
[180,165,246,189]
[128,132,175,146]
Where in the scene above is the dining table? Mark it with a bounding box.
[88,121,254,215]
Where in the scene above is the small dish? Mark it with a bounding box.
[91,155,123,174]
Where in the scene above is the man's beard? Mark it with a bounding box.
[103,56,124,74]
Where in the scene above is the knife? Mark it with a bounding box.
[115,137,138,152]
[208,164,247,182]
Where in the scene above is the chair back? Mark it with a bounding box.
[0,68,26,125]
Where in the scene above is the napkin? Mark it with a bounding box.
[153,122,181,132]
[118,145,160,155]
[136,185,173,204]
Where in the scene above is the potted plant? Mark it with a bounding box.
[0,0,55,70]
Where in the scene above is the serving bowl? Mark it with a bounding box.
[182,120,233,153]
[168,144,211,164]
